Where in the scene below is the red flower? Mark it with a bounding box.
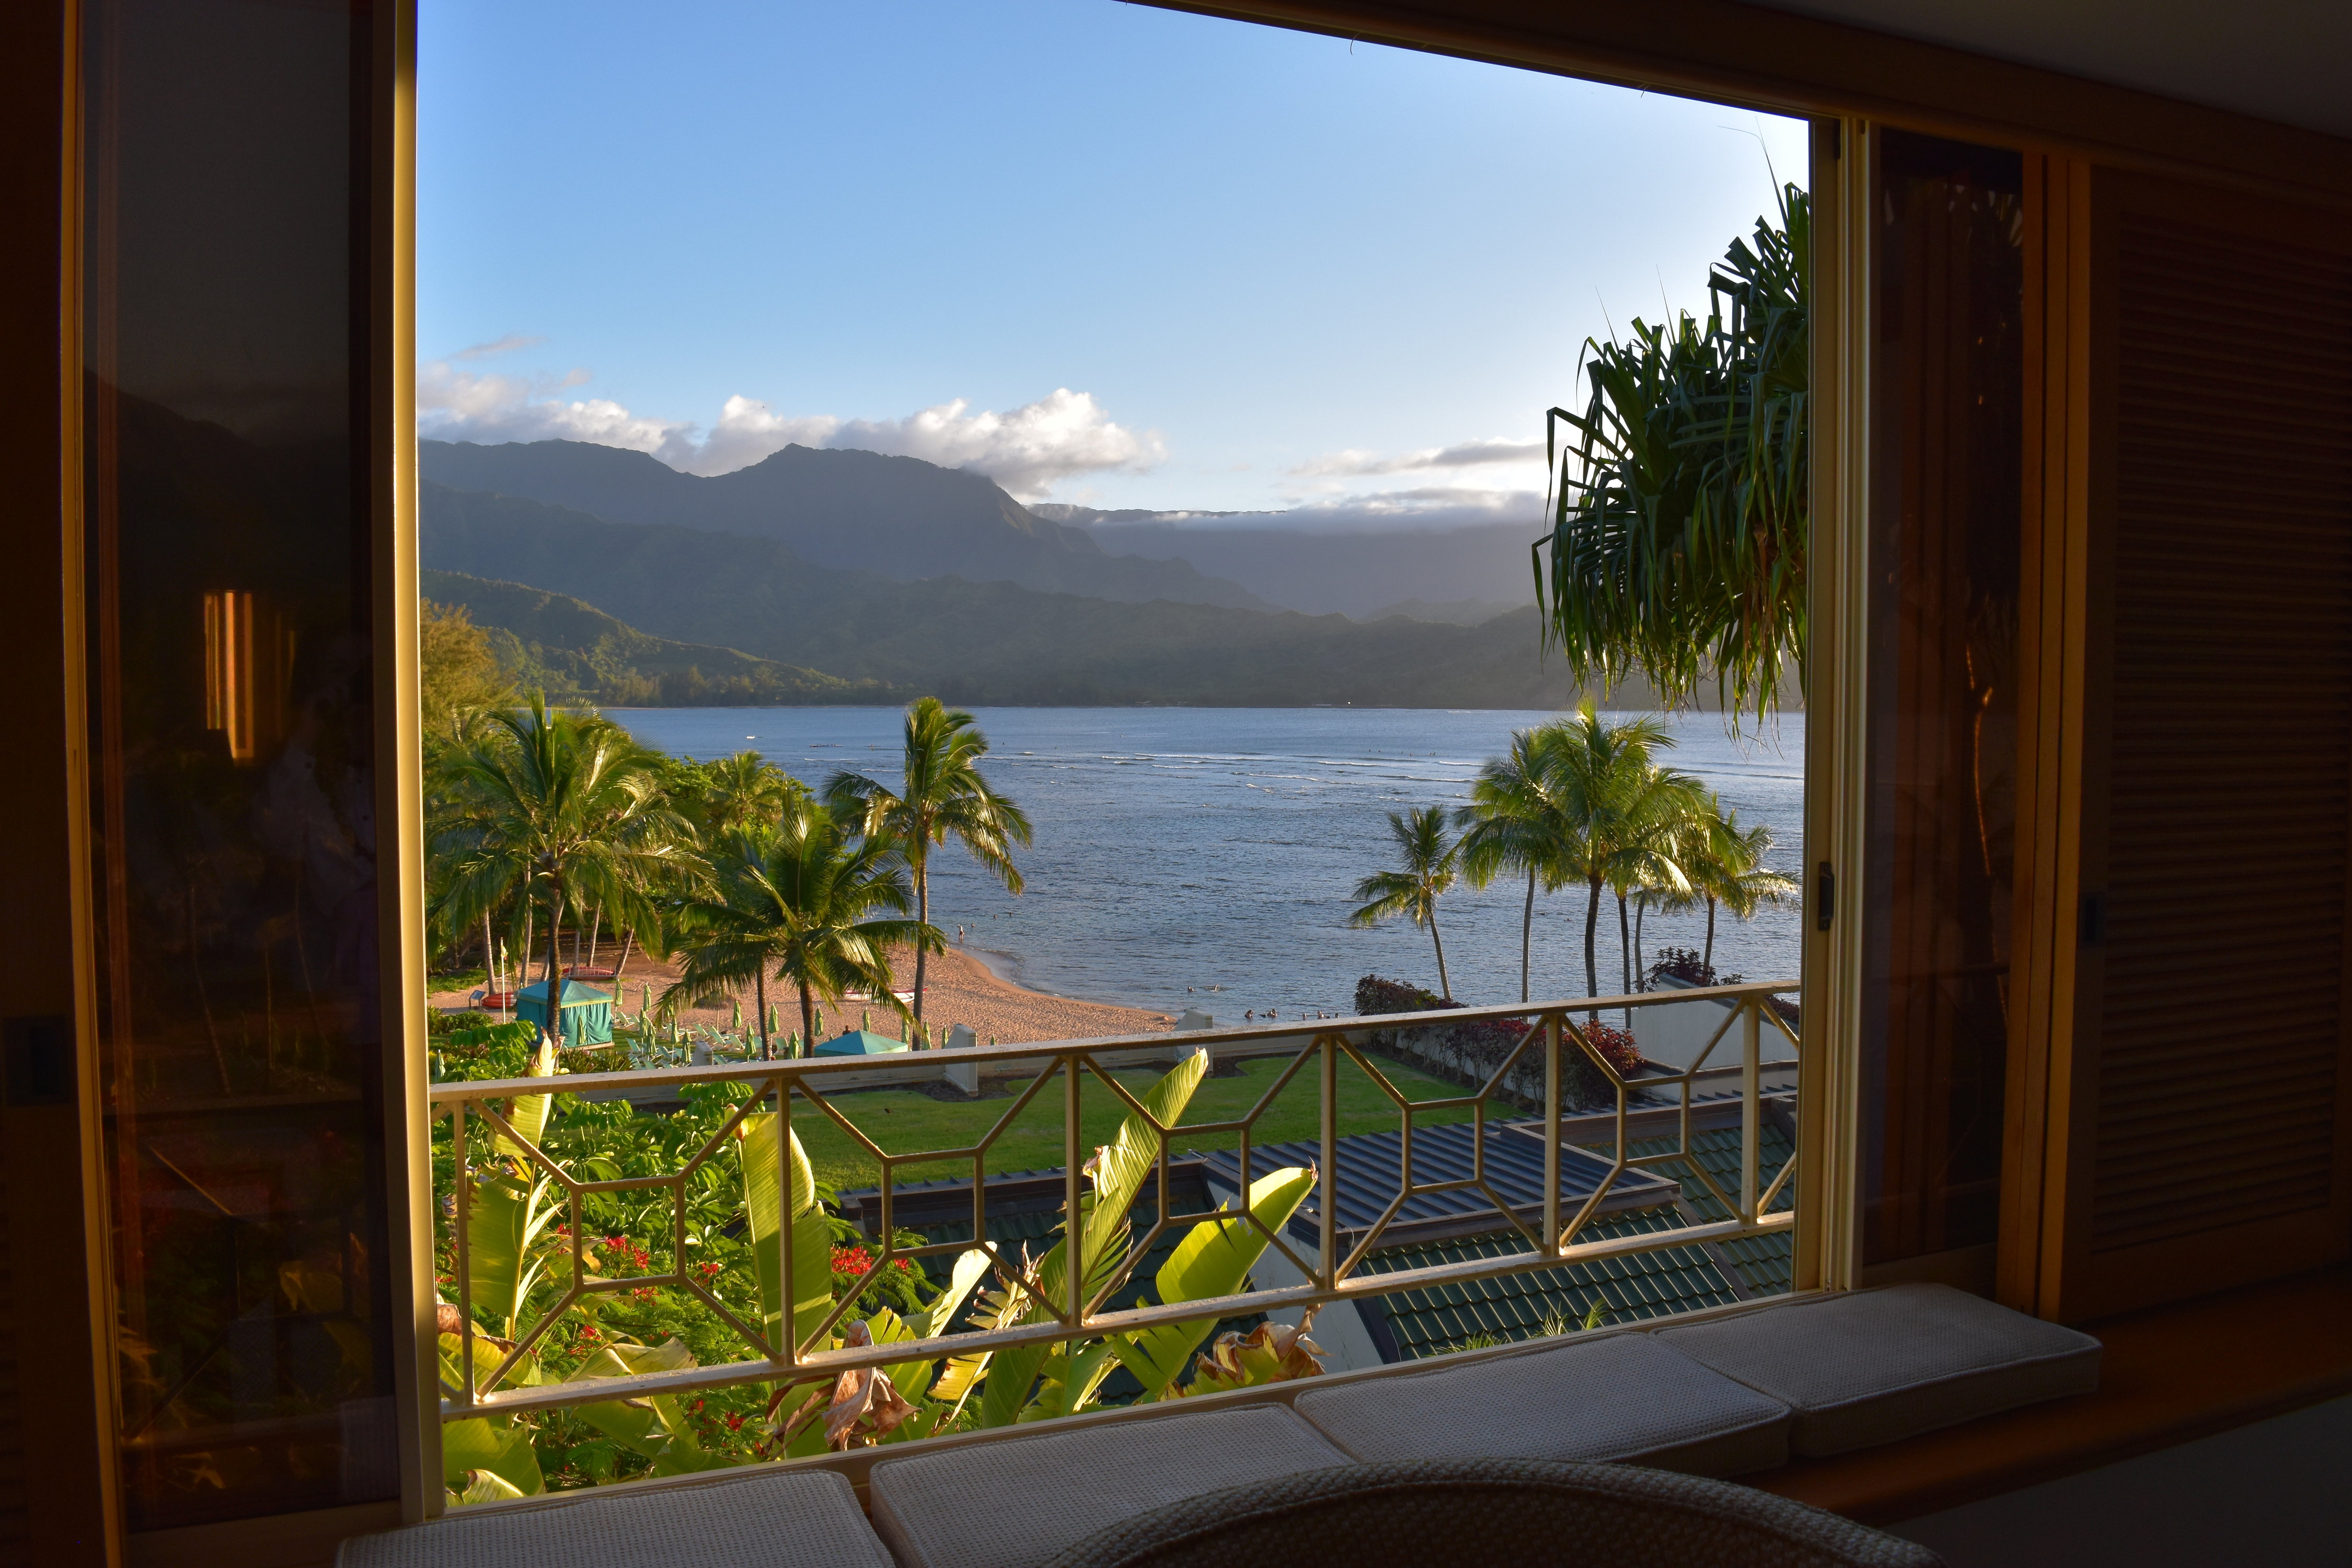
[724,1412,744,1431]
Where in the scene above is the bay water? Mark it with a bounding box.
[613,707,1805,1020]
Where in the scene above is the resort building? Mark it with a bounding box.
[3,1,2349,1565]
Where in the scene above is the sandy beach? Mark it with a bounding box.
[431,938,1172,1047]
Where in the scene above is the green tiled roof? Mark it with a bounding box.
[858,1121,1796,1378]
[1622,1121,1796,1298]
[1352,1123,1795,1359]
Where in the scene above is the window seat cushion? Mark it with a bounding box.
[1656,1283,2102,1457]
[335,1465,892,1568]
[1292,1329,1792,1477]
[867,1403,1352,1568]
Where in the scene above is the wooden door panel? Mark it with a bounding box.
[2055,174,2352,1320]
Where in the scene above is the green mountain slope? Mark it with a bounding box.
[419,438,1271,611]
[420,569,892,707]
[420,482,1588,708]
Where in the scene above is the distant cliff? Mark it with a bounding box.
[421,569,892,708]
[420,482,1590,709]
[421,438,1270,610]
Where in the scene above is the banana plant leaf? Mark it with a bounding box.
[493,1039,560,1159]
[977,1051,1209,1427]
[456,1468,529,1505]
[869,1248,989,1403]
[1019,1341,1123,1423]
[566,1337,741,1475]
[1113,1163,1317,1400]
[466,1173,563,1341]
[736,1111,836,1353]
[442,1413,544,1496]
[438,1330,542,1396]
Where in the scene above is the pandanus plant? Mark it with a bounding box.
[1539,186,1810,728]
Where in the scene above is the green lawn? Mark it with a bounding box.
[792,1051,1478,1193]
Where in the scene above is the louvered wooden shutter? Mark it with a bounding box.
[2054,174,2352,1319]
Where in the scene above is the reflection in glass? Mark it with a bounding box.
[1860,131,2025,1265]
[83,0,397,1529]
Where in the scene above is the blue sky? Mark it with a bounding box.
[418,1,1806,521]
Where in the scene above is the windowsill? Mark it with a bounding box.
[1747,1264,2352,1525]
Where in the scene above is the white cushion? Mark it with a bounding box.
[1294,1330,1791,1477]
[336,1465,892,1568]
[868,1404,1351,1568]
[1655,1283,2102,1457]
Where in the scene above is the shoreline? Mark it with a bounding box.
[430,939,1171,1047]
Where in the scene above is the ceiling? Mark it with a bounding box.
[1737,0,2352,139]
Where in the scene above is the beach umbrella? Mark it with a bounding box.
[768,1002,781,1037]
[732,996,743,1031]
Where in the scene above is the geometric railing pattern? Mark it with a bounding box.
[431,981,1798,1423]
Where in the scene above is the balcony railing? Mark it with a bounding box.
[430,981,1800,1427]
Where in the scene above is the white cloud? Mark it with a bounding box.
[1107,486,1548,535]
[1290,436,1546,478]
[416,361,1165,498]
[451,333,545,361]
[824,390,1166,499]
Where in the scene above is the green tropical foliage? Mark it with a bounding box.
[1456,728,1575,1004]
[826,697,1032,1024]
[1347,806,1463,1000]
[1536,703,1705,1004]
[699,750,807,838]
[1657,798,1798,974]
[1539,187,1809,724]
[432,1044,1316,1504]
[662,801,939,1055]
[432,694,698,1037]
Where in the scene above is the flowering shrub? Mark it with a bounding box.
[1648,947,1719,987]
[1574,1020,1645,1079]
[1351,974,1625,1106]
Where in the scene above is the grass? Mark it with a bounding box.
[791,1050,1478,1193]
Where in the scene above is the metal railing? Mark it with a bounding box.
[431,981,1800,1423]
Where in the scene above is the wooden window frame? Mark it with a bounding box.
[16,0,2352,1560]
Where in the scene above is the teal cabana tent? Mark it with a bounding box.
[516,980,613,1047]
[813,1029,908,1058]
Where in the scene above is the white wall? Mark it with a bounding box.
[1632,979,1798,1073]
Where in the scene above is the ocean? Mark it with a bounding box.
[612,707,1805,1020]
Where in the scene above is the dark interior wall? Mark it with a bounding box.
[0,2,116,1565]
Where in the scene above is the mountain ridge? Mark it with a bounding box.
[419,438,1272,612]
[421,569,892,707]
[419,480,1588,708]
[1039,507,1543,620]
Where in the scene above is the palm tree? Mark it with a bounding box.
[1455,729,1570,1003]
[1348,806,1462,999]
[825,698,1031,1023]
[701,750,805,838]
[1675,800,1799,974]
[663,802,939,1056]
[432,694,698,1045]
[1609,763,1710,1005]
[1544,702,1703,1012]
